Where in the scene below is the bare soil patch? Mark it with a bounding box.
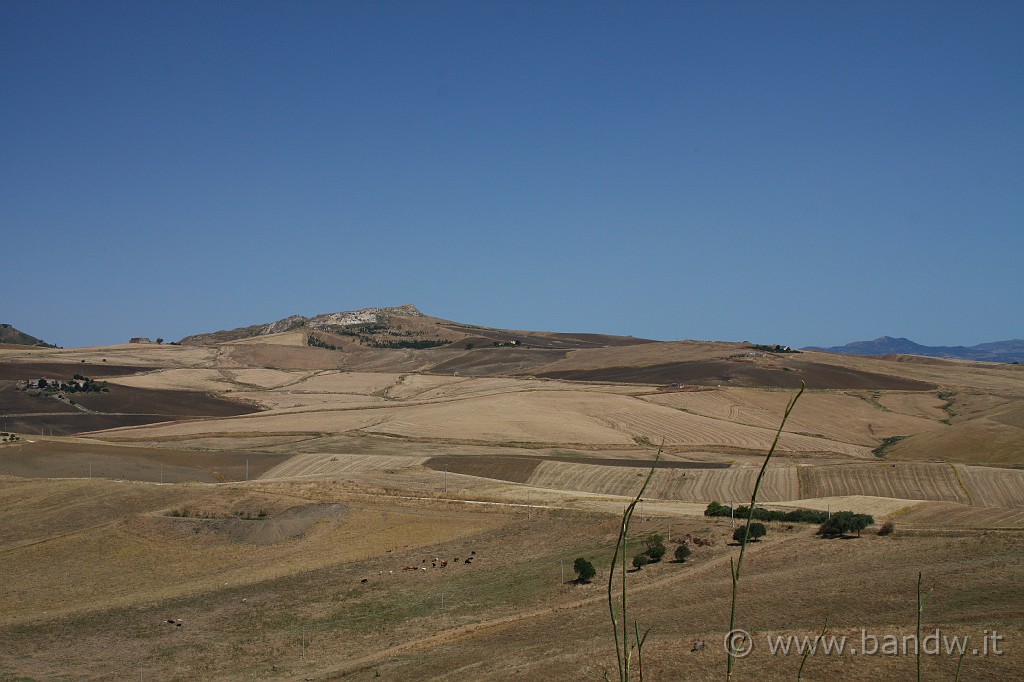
[166,504,347,544]
[538,358,937,390]
[0,439,287,482]
[0,361,149,380]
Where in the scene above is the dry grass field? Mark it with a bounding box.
[0,329,1021,680]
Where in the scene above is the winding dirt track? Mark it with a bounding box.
[295,529,806,680]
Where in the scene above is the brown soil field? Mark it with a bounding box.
[423,453,730,486]
[0,381,81,414]
[0,360,150,380]
[0,439,288,482]
[3,412,182,437]
[537,358,938,390]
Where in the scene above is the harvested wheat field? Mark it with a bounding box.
[2,324,1022,681]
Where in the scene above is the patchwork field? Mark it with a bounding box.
[0,328,1021,680]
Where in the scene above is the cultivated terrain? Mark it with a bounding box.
[1,306,1021,680]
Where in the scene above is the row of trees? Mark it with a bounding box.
[574,533,694,582]
[705,501,831,525]
[706,502,875,538]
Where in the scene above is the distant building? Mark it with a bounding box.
[129,337,152,344]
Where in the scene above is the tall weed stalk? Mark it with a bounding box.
[727,381,804,680]
[607,442,661,681]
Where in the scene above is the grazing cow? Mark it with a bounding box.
[403,566,417,571]
[420,567,427,571]
[464,557,473,565]
[440,560,448,568]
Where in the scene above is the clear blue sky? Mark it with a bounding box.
[3,1,1021,348]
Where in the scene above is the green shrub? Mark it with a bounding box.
[673,544,692,562]
[573,557,596,583]
[632,553,649,570]
[819,511,874,538]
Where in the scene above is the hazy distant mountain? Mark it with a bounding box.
[804,336,1024,363]
[0,323,57,348]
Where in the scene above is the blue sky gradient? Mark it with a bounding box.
[2,1,1021,348]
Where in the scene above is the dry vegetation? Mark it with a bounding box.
[0,329,1021,680]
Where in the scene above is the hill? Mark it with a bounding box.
[1,311,1023,680]
[179,303,655,352]
[805,336,1024,363]
[0,323,56,348]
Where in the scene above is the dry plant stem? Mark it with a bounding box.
[607,442,661,682]
[727,381,804,681]
[797,613,829,680]
[917,571,933,682]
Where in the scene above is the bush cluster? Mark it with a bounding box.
[818,511,874,538]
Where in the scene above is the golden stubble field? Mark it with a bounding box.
[0,337,1022,679]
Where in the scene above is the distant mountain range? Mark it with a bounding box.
[0,323,56,348]
[804,336,1024,364]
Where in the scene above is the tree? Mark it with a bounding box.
[674,544,692,562]
[732,523,767,544]
[818,511,874,538]
[643,533,666,562]
[573,557,596,584]
[156,338,164,344]
[632,553,649,570]
[37,378,48,388]
[465,342,474,350]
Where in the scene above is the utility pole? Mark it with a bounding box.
[731,501,735,528]
[245,458,249,482]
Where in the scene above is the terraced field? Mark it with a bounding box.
[897,501,1024,529]
[525,461,799,503]
[799,462,971,503]
[955,465,1024,508]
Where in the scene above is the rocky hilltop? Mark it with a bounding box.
[180,305,424,345]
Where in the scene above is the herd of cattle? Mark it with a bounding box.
[402,551,476,571]
[360,551,478,582]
